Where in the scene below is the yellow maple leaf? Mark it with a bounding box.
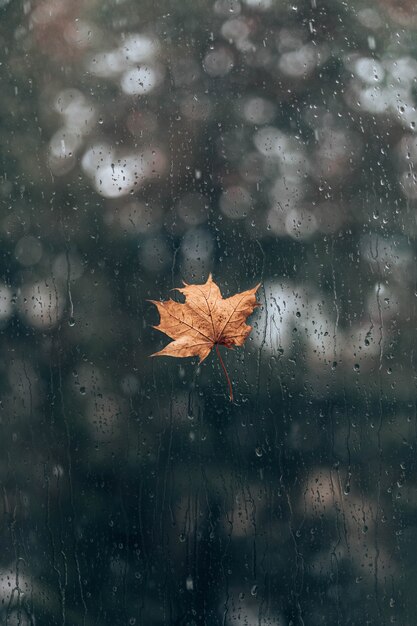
[149,274,260,400]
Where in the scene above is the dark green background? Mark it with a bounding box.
[1,0,417,624]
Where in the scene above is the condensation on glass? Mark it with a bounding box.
[1,0,416,624]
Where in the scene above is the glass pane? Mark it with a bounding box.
[2,0,416,624]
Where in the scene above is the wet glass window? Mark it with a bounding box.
[2,0,417,624]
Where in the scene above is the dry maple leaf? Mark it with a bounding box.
[149,274,260,401]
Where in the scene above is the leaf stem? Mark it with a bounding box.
[215,343,233,402]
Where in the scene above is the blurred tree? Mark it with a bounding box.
[1,0,417,624]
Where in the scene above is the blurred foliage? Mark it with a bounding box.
[1,0,417,624]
